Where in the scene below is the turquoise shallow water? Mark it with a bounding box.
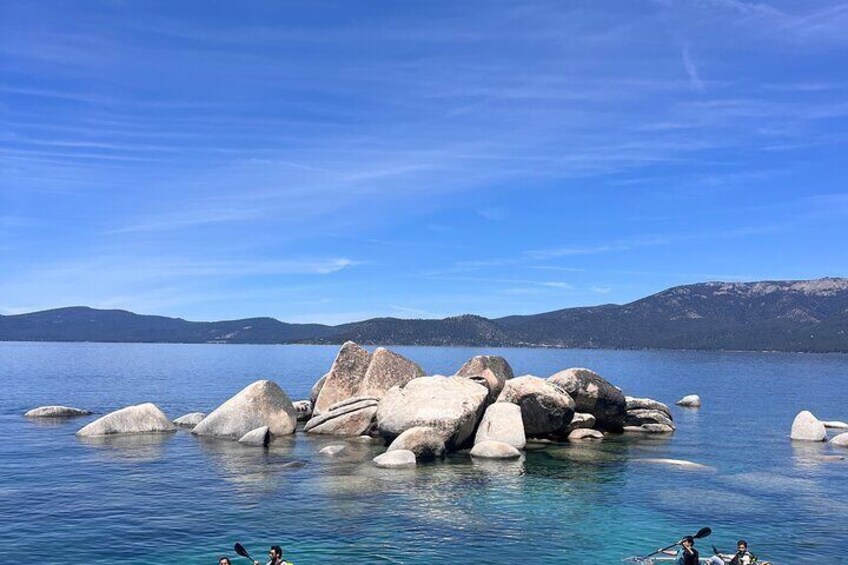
[1,342,846,564]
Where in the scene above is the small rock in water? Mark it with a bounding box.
[173,412,206,427]
[790,410,827,442]
[319,445,346,456]
[568,428,604,441]
[25,405,91,418]
[830,432,848,448]
[238,426,271,447]
[676,394,701,408]
[470,440,522,460]
[565,412,596,433]
[373,450,416,469]
[350,435,381,444]
[822,420,848,430]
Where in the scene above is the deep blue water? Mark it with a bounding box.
[1,342,846,565]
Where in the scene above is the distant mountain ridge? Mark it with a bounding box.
[2,278,847,352]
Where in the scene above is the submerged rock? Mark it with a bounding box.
[359,347,424,399]
[633,458,713,470]
[238,426,270,447]
[455,355,515,402]
[790,410,827,442]
[292,400,313,422]
[373,449,416,469]
[676,394,702,408]
[625,397,673,419]
[474,402,526,449]
[173,412,206,427]
[377,375,488,448]
[304,396,378,436]
[548,368,626,431]
[830,432,848,448]
[313,342,372,415]
[76,403,175,437]
[25,405,91,418]
[192,380,297,440]
[319,445,347,456]
[568,428,604,441]
[470,440,521,460]
[497,375,574,438]
[387,426,446,460]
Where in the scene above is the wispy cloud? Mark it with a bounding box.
[681,45,704,90]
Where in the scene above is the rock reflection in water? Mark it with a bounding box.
[196,436,302,491]
[77,432,174,463]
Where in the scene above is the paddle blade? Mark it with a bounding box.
[234,543,252,559]
[712,545,721,555]
[694,527,712,539]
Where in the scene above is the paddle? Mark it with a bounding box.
[234,542,256,563]
[636,527,712,562]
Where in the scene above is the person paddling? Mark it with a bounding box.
[219,559,232,565]
[663,535,700,565]
[252,545,292,565]
[709,540,758,565]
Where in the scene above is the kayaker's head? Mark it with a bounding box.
[682,536,695,548]
[269,546,284,562]
[218,558,231,565]
[737,540,748,552]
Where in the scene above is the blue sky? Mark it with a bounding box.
[1,1,847,324]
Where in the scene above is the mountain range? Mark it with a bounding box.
[2,278,847,352]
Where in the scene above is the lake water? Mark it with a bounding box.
[1,342,846,565]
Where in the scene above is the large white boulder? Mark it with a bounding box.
[376,375,489,448]
[192,380,297,439]
[359,347,424,399]
[76,403,175,437]
[474,403,526,449]
[455,355,514,402]
[790,410,827,442]
[470,440,521,460]
[676,394,702,408]
[373,450,416,469]
[25,405,91,418]
[387,426,446,460]
[313,342,372,415]
[497,375,575,438]
[548,368,626,431]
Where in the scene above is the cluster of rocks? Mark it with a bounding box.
[623,397,676,434]
[790,410,848,447]
[25,341,687,468]
[298,343,672,467]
